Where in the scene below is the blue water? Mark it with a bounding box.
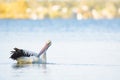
[0,19,120,80]
[0,19,120,32]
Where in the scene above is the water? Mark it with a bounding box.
[0,19,120,80]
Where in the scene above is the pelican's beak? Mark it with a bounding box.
[37,40,52,57]
[46,40,52,47]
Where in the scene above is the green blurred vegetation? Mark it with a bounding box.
[0,0,120,19]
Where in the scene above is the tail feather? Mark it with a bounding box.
[10,48,24,60]
[10,48,37,60]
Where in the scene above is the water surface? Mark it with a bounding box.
[0,19,120,80]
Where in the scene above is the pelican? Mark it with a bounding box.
[10,40,51,64]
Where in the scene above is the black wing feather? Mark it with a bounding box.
[10,48,37,60]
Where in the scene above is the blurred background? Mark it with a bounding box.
[0,0,120,19]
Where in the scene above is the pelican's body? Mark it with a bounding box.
[10,40,51,64]
[17,56,41,64]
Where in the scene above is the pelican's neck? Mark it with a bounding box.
[40,52,46,63]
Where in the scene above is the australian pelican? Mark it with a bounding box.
[10,40,51,64]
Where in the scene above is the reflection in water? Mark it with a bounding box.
[12,63,46,69]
